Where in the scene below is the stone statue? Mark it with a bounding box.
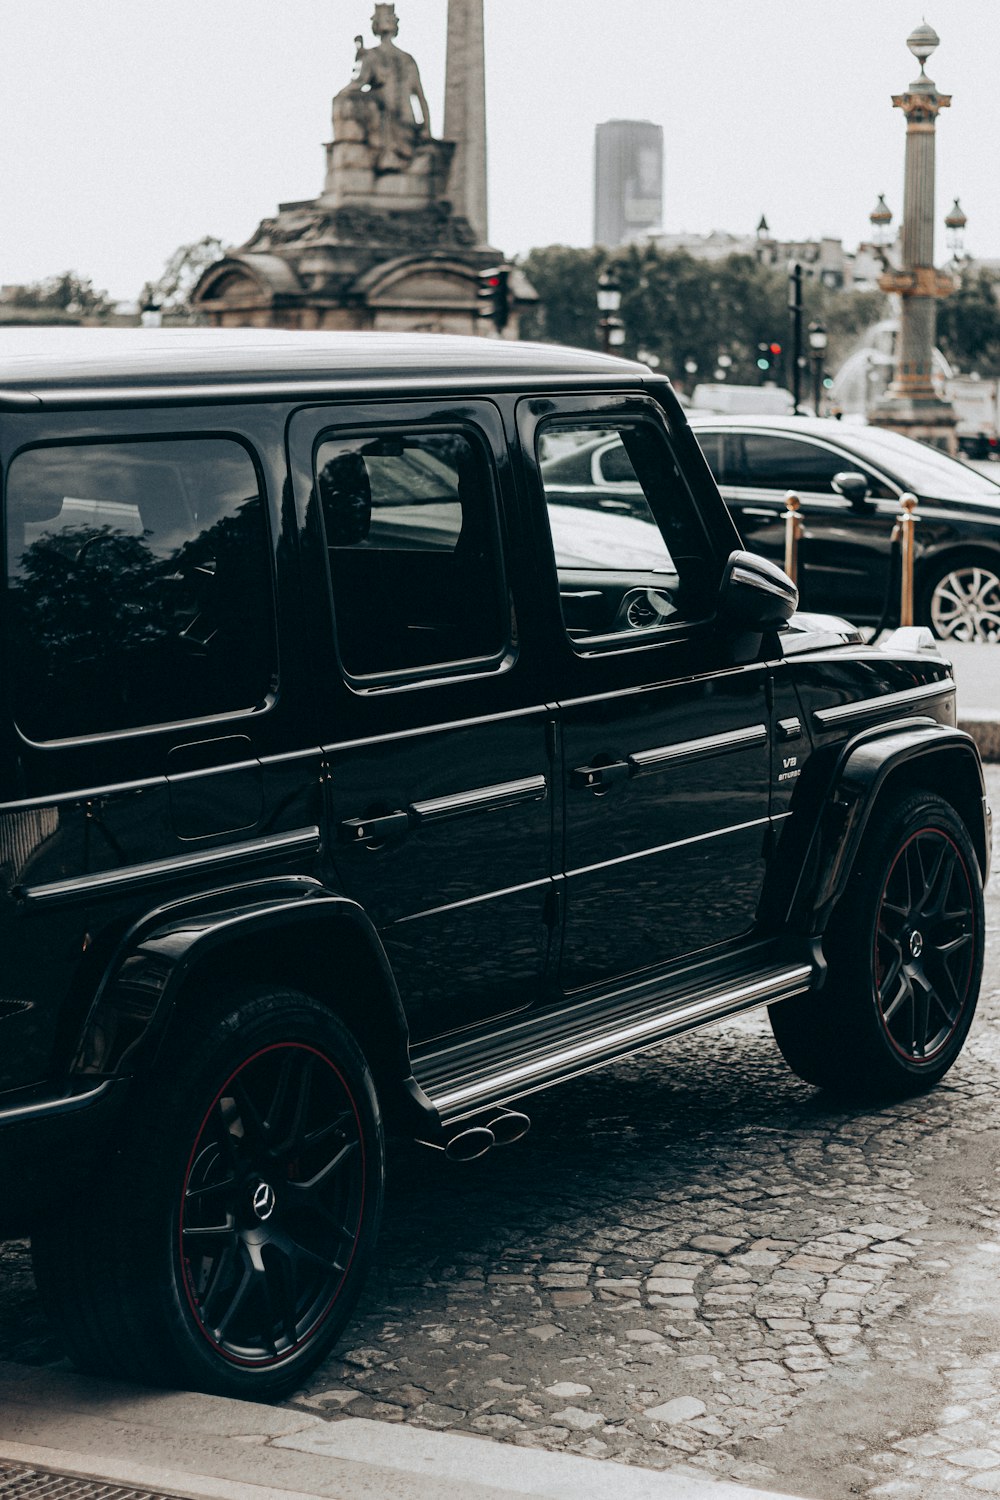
[333,4,431,174]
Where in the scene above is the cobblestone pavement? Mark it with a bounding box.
[1,767,998,1500]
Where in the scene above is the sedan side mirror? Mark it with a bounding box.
[718,549,798,631]
[831,470,870,508]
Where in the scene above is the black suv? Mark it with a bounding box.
[0,329,990,1399]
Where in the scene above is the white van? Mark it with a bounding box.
[691,382,795,416]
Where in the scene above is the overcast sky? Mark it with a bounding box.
[1,1,994,302]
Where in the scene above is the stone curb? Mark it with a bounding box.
[0,1363,816,1500]
[960,715,1000,763]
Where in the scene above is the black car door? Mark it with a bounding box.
[287,399,556,1045]
[521,396,774,994]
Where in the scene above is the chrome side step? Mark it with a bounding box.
[418,963,812,1125]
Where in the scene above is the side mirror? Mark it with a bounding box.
[718,549,798,631]
[831,470,870,507]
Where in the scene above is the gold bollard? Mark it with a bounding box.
[783,491,803,585]
[897,492,919,627]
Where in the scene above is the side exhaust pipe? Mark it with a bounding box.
[444,1125,495,1162]
[422,1111,532,1162]
[485,1110,531,1146]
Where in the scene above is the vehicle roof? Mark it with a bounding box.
[688,413,860,437]
[0,328,649,407]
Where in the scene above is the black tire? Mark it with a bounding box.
[32,987,384,1400]
[769,792,984,1098]
[920,552,1000,642]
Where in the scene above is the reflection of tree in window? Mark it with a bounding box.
[12,527,172,736]
[172,497,274,681]
[8,454,274,743]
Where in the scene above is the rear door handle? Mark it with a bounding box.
[570,760,630,790]
[339,810,410,844]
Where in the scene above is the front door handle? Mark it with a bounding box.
[339,810,410,845]
[570,760,630,791]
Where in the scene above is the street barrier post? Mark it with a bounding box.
[783,491,803,585]
[897,492,919,626]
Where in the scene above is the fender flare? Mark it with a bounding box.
[70,878,427,1120]
[788,721,988,937]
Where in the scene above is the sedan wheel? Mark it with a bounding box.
[927,561,1000,641]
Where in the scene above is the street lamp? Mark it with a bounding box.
[945,197,967,268]
[807,321,828,415]
[597,266,624,353]
[869,193,894,252]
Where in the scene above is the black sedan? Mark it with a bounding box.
[539,416,1000,640]
[694,415,1000,640]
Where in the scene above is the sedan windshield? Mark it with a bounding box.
[840,428,1000,501]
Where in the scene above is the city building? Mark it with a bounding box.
[647,225,859,290]
[644,221,911,296]
[593,120,664,248]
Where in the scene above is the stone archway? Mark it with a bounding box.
[193,254,307,330]
[354,255,483,333]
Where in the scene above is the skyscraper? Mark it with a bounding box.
[594,120,663,248]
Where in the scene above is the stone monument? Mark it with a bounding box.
[444,0,488,245]
[193,3,529,335]
[870,21,958,452]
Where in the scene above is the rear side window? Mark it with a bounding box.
[735,433,852,492]
[315,429,508,679]
[5,438,275,741]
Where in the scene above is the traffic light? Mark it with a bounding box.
[477,266,510,333]
[756,340,783,375]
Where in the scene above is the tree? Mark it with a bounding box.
[140,235,228,318]
[936,266,1000,376]
[6,272,113,320]
[617,246,791,385]
[518,245,606,350]
[519,242,888,393]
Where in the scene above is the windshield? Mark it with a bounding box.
[843,428,1000,500]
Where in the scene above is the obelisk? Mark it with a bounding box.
[444,0,488,245]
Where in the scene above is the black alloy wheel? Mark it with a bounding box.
[180,1041,367,1369]
[32,989,384,1399]
[769,792,984,1096]
[873,826,977,1065]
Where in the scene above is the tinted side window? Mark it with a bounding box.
[537,421,713,641]
[739,433,852,492]
[694,429,725,483]
[6,438,275,742]
[315,430,507,678]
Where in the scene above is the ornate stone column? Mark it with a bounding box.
[870,21,958,452]
[444,0,488,246]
